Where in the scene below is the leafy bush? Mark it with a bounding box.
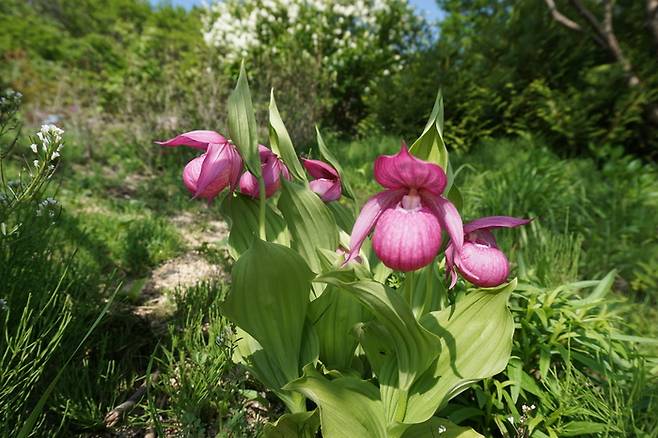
[445,273,658,437]
[365,0,658,159]
[203,0,430,142]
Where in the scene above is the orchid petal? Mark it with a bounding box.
[374,144,447,195]
[238,171,259,198]
[195,143,231,197]
[422,193,464,254]
[228,144,244,190]
[182,154,204,194]
[464,216,532,234]
[155,130,227,150]
[458,243,510,288]
[239,146,289,198]
[309,179,342,202]
[258,144,276,160]
[345,189,406,264]
[372,206,442,271]
[302,158,340,180]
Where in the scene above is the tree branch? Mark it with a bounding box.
[568,0,640,86]
[543,0,582,31]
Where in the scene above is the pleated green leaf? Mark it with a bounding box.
[220,194,290,259]
[223,239,313,390]
[315,270,441,423]
[228,62,260,176]
[285,365,387,438]
[402,263,448,320]
[263,410,320,438]
[316,127,356,200]
[326,201,355,233]
[278,179,339,273]
[231,327,306,413]
[399,280,516,424]
[269,90,306,181]
[398,417,484,438]
[409,90,448,170]
[308,285,364,371]
[355,321,394,372]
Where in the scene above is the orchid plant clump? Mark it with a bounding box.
[158,66,530,437]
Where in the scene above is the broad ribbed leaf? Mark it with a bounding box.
[220,194,290,259]
[285,365,387,438]
[327,201,355,233]
[402,263,448,319]
[315,271,441,422]
[409,90,448,170]
[316,127,356,200]
[263,410,320,438]
[400,280,516,424]
[228,63,260,176]
[231,327,306,412]
[223,239,313,390]
[269,90,306,181]
[308,285,363,371]
[398,417,484,438]
[278,179,339,273]
[352,321,394,377]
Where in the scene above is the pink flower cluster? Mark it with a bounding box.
[345,145,530,287]
[156,130,337,203]
[158,131,529,288]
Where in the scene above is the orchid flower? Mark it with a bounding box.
[239,145,291,198]
[445,216,531,288]
[302,158,341,202]
[156,130,243,203]
[345,145,464,272]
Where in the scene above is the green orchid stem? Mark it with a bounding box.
[394,390,408,422]
[257,176,266,240]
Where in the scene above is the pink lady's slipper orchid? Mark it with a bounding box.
[156,130,242,203]
[345,145,464,272]
[239,145,291,198]
[445,216,531,288]
[302,158,341,202]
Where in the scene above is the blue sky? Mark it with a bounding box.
[150,0,443,21]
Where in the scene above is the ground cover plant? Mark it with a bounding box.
[1,0,657,437]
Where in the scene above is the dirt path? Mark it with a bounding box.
[132,211,231,320]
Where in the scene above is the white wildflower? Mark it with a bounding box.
[30,143,38,154]
[33,160,39,167]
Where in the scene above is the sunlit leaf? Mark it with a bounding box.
[285,365,388,438]
[316,127,356,200]
[269,90,306,181]
[315,270,441,422]
[228,62,260,176]
[278,179,339,273]
[398,280,516,424]
[399,417,484,438]
[409,90,448,170]
[308,285,364,371]
[231,327,306,412]
[263,410,320,438]
[402,263,448,319]
[223,239,313,395]
[220,194,290,258]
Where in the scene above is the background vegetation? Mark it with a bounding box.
[0,0,656,436]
